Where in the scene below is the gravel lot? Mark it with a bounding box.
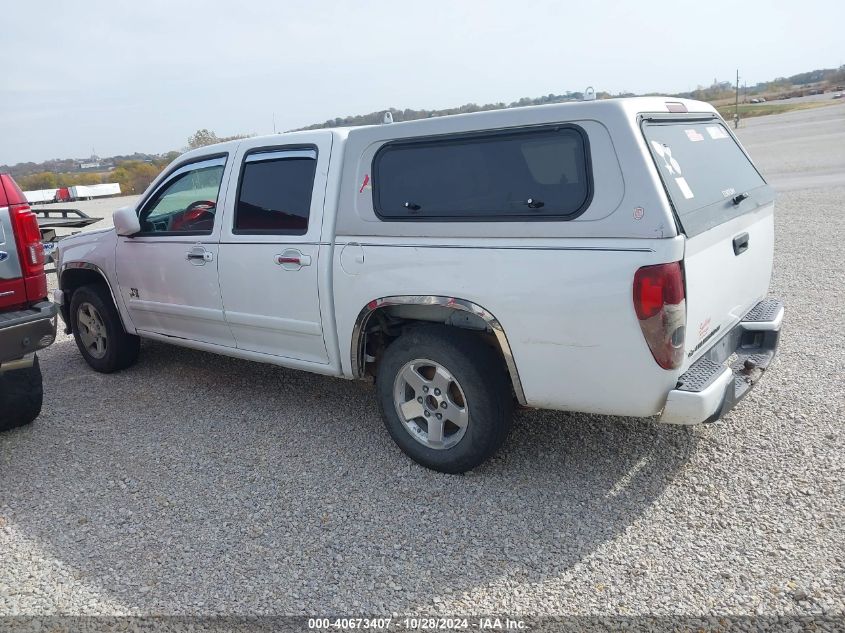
[1,105,843,619]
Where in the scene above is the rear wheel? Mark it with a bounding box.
[70,284,140,373]
[376,326,513,473]
[0,355,43,431]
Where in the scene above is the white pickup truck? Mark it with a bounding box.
[55,97,783,473]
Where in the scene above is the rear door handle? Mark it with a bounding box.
[275,249,311,270]
[733,232,750,255]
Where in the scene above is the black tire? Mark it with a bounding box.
[0,355,43,431]
[376,326,513,473]
[70,284,140,373]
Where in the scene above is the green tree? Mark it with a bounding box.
[56,172,102,187]
[159,151,180,165]
[186,129,220,149]
[111,161,163,195]
[18,172,58,190]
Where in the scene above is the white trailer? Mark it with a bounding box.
[23,189,58,204]
[68,183,121,200]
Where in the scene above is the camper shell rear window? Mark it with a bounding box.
[642,117,773,236]
[372,125,592,221]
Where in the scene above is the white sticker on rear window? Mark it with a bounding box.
[706,126,729,140]
[651,141,682,175]
[685,129,704,142]
[675,177,694,199]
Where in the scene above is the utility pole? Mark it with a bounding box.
[735,69,740,129]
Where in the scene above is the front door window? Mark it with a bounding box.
[139,157,226,234]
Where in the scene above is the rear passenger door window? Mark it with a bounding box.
[234,149,317,235]
[373,126,592,220]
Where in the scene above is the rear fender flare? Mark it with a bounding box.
[351,295,527,405]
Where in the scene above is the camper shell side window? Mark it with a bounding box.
[372,125,593,222]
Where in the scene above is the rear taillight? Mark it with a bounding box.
[633,262,686,370]
[1,174,47,302]
[1,174,45,278]
[10,203,45,275]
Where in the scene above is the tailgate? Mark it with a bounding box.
[642,116,775,368]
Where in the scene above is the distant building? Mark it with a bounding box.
[77,152,102,171]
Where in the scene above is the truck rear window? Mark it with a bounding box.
[642,119,771,236]
[373,126,592,221]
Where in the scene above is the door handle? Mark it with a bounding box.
[186,246,213,264]
[275,249,311,270]
[733,232,750,256]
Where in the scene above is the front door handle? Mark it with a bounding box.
[186,245,213,265]
[275,249,311,270]
[733,232,750,256]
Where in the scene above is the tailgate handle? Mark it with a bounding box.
[733,232,750,256]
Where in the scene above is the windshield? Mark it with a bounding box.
[642,118,772,236]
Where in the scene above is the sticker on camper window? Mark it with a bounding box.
[650,141,682,175]
[359,173,371,193]
[675,177,694,199]
[706,126,729,140]
[650,140,666,157]
[685,129,705,142]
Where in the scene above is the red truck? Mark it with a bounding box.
[0,173,58,431]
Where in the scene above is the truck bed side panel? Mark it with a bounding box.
[334,236,684,417]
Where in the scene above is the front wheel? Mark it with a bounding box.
[70,284,140,373]
[0,355,43,431]
[376,326,513,473]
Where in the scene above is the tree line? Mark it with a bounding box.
[16,159,175,196]
[299,65,845,131]
[13,129,250,195]
[296,91,631,130]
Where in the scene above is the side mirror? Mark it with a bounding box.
[113,206,141,236]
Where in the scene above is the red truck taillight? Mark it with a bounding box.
[1,174,47,303]
[10,203,45,275]
[633,262,686,370]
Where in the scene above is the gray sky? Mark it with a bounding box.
[1,0,841,165]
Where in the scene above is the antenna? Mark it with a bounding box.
[272,112,276,133]
[382,111,394,124]
[583,86,596,101]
